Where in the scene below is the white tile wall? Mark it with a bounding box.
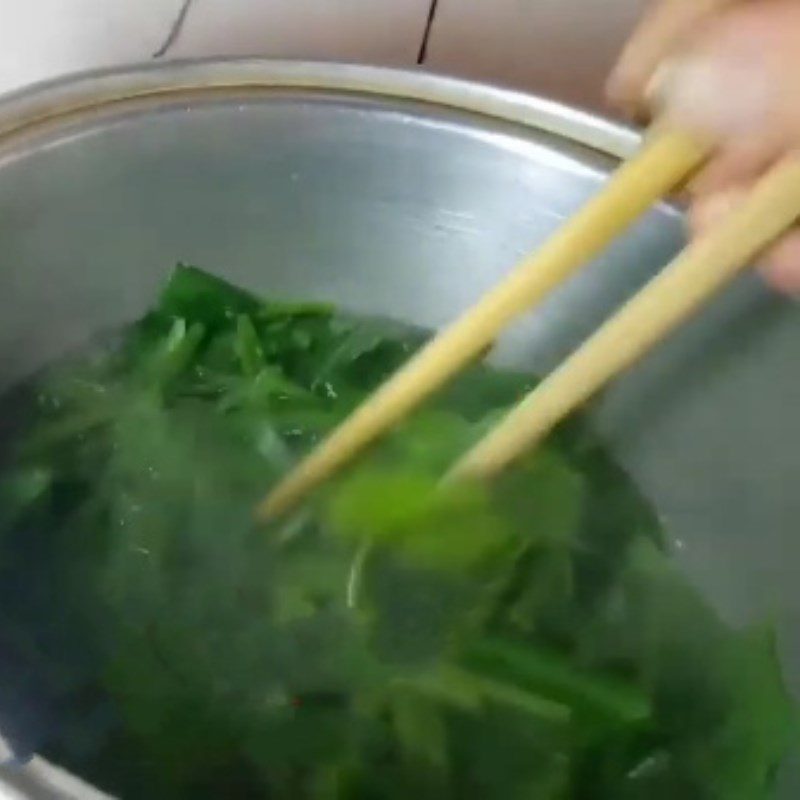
[0,0,647,111]
[425,0,648,111]
[0,0,430,98]
[0,0,187,95]
[167,0,431,65]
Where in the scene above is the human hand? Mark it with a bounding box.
[607,0,800,294]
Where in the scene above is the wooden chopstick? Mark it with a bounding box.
[257,127,709,520]
[448,155,800,482]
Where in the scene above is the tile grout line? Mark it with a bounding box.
[416,0,441,64]
[152,0,196,58]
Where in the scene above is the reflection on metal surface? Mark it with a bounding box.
[0,59,639,158]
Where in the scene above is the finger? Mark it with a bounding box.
[689,188,748,235]
[657,49,775,140]
[690,188,800,295]
[689,134,784,196]
[761,234,800,293]
[607,0,744,113]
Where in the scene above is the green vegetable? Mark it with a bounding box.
[327,469,512,571]
[0,265,793,799]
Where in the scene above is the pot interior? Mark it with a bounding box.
[0,65,796,793]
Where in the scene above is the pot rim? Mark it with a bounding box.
[0,58,640,159]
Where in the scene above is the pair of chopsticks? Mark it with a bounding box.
[258,126,800,521]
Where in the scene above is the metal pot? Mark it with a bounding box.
[0,60,796,798]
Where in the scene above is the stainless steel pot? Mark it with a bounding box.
[0,60,796,798]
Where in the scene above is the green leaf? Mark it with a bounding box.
[156,264,260,329]
[466,637,651,726]
[145,318,206,389]
[327,468,512,571]
[494,446,585,546]
[390,687,450,773]
[234,315,266,377]
[0,466,52,537]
